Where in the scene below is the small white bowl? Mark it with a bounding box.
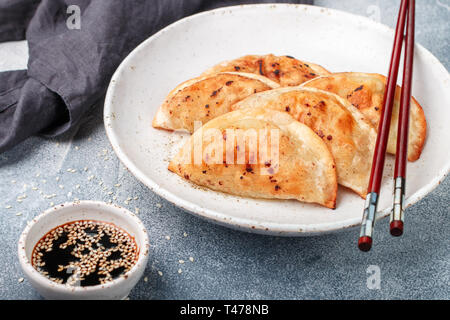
[18,201,149,300]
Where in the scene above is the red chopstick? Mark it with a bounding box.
[358,0,409,252]
[391,0,415,237]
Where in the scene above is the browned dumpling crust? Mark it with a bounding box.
[302,72,427,162]
[152,72,279,133]
[169,108,337,209]
[233,87,377,198]
[202,54,330,87]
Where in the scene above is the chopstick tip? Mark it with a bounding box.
[358,236,373,252]
[390,220,404,237]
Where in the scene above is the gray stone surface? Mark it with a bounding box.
[0,0,449,300]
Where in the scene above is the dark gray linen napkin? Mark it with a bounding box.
[0,0,313,153]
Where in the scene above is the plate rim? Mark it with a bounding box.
[104,3,450,236]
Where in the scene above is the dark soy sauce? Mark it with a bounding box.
[31,220,138,287]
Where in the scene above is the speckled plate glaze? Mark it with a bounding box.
[104,4,450,236]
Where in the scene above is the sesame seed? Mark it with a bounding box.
[5,205,12,209]
[189,257,194,262]
[165,236,171,240]
[179,260,185,264]
[178,269,182,274]
[18,278,24,283]
[156,203,162,208]
[144,277,148,282]
[183,232,188,237]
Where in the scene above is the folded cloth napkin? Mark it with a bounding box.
[0,0,313,153]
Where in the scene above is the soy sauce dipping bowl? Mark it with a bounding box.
[18,201,149,300]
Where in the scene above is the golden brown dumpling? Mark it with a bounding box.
[169,108,337,209]
[233,87,377,198]
[202,54,330,87]
[302,72,427,161]
[152,72,279,133]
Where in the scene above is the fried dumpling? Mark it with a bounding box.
[202,54,331,87]
[169,108,337,208]
[153,72,279,133]
[302,72,427,161]
[233,87,377,198]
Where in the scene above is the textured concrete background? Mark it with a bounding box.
[0,0,449,300]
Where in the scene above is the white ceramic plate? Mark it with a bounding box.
[104,4,450,236]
